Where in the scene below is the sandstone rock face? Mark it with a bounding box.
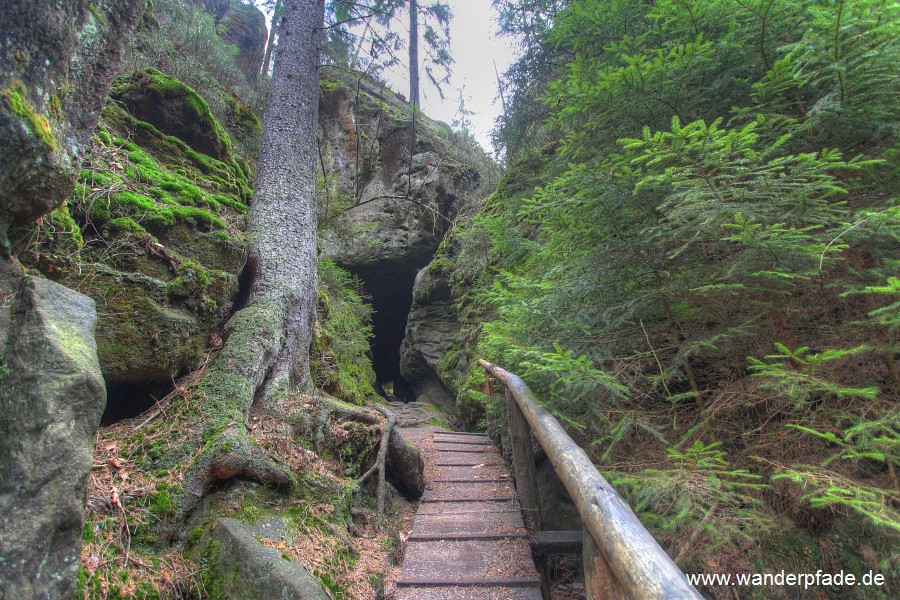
[0,0,147,241]
[400,265,461,411]
[0,260,106,599]
[195,0,267,83]
[218,1,267,83]
[318,68,492,387]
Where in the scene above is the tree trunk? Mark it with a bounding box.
[247,0,321,396]
[260,0,283,80]
[172,0,325,529]
[408,0,419,106]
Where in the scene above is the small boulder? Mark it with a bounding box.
[204,517,329,599]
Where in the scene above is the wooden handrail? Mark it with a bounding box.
[479,359,702,600]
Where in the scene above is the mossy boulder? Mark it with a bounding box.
[111,68,234,162]
[0,260,105,599]
[203,517,328,600]
[0,0,147,240]
[78,272,206,384]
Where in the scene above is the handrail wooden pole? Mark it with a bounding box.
[506,389,542,532]
[479,359,703,600]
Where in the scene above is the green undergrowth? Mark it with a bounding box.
[78,389,405,599]
[312,259,379,406]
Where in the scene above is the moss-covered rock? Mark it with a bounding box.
[111,68,234,162]
[0,0,148,241]
[11,73,250,387]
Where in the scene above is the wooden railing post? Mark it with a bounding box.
[506,388,551,599]
[506,388,541,531]
[584,530,625,600]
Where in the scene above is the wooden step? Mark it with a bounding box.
[396,586,542,600]
[433,446,500,453]
[400,538,538,582]
[396,576,541,587]
[422,496,516,503]
[408,532,529,542]
[432,438,494,446]
[431,478,509,483]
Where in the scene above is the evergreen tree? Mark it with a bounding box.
[465,0,900,568]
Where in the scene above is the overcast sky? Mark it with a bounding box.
[375,1,519,156]
[256,1,519,154]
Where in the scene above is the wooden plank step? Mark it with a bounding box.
[433,465,507,480]
[434,460,505,467]
[426,481,516,499]
[396,586,542,600]
[432,431,488,437]
[400,538,538,582]
[422,496,516,503]
[415,501,524,517]
[433,446,500,453]
[432,438,494,446]
[409,532,528,542]
[396,576,541,588]
[431,478,509,483]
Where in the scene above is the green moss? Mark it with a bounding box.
[94,129,112,144]
[200,539,230,600]
[49,94,62,119]
[88,3,106,24]
[3,80,56,150]
[108,217,146,234]
[320,79,351,95]
[148,490,174,516]
[165,260,211,299]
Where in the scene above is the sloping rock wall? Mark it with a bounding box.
[195,0,267,83]
[0,2,146,596]
[318,68,494,388]
[399,264,461,411]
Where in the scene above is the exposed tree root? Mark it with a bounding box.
[357,405,396,528]
[169,425,292,538]
[316,397,425,499]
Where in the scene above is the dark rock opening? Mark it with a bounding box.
[341,256,430,401]
[101,380,175,425]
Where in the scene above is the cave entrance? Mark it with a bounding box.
[101,380,175,426]
[341,259,426,402]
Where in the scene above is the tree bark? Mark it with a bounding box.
[248,0,322,396]
[173,0,325,528]
[408,0,419,106]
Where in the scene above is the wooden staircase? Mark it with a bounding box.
[392,417,542,599]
